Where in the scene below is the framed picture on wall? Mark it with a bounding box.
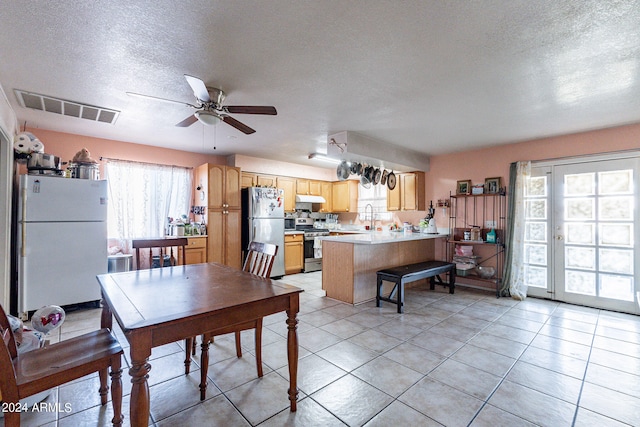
[485,177,501,194]
[456,180,471,195]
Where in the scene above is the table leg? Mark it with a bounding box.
[200,334,210,401]
[286,303,299,412]
[100,294,112,330]
[128,336,152,427]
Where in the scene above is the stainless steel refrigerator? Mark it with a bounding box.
[241,187,285,278]
[16,175,108,317]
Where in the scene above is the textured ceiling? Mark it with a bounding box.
[1,1,639,168]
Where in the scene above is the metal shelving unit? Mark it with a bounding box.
[448,191,506,297]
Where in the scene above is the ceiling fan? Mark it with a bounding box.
[127,75,277,134]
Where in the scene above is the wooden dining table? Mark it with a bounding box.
[97,262,303,427]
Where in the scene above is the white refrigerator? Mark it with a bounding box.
[17,175,108,317]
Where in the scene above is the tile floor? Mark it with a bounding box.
[16,271,640,426]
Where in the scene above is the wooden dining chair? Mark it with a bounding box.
[191,242,278,400]
[131,237,188,270]
[0,304,124,426]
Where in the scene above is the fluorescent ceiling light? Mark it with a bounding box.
[195,110,221,125]
[308,153,341,164]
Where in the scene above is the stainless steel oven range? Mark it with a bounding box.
[295,218,329,272]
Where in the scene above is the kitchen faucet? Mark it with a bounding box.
[365,203,374,231]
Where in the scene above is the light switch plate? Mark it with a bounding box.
[485,220,497,228]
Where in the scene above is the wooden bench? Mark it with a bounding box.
[376,260,456,313]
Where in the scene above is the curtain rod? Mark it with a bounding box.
[99,156,193,169]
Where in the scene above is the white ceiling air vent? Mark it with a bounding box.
[14,89,120,124]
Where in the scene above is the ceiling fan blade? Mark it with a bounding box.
[184,75,210,102]
[126,92,197,108]
[223,106,277,115]
[222,115,256,134]
[175,114,198,127]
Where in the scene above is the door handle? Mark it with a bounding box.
[556,235,564,240]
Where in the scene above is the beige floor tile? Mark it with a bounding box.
[489,380,576,427]
[299,310,341,327]
[374,318,424,341]
[470,404,538,427]
[297,326,342,352]
[316,340,378,372]
[530,334,591,360]
[156,394,249,426]
[347,329,404,354]
[352,356,423,397]
[382,342,445,374]
[149,370,221,422]
[595,324,640,345]
[579,382,640,426]
[546,315,597,334]
[573,407,631,427]
[588,347,640,376]
[592,335,640,358]
[506,361,583,404]
[467,332,528,359]
[59,394,133,427]
[399,377,484,427]
[409,331,465,357]
[538,323,595,346]
[320,318,369,339]
[584,363,640,396]
[519,346,587,379]
[482,323,537,345]
[207,352,270,392]
[311,374,394,427]
[225,372,295,425]
[427,322,479,342]
[276,353,347,395]
[259,397,346,427]
[450,344,516,377]
[261,338,311,371]
[363,400,441,427]
[429,358,502,400]
[495,313,544,333]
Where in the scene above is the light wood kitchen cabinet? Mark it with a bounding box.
[309,180,322,196]
[178,236,208,265]
[387,171,426,211]
[208,210,242,268]
[241,172,256,188]
[332,180,358,212]
[296,179,310,195]
[284,233,304,274]
[277,176,296,212]
[257,174,277,187]
[200,163,242,268]
[319,181,333,212]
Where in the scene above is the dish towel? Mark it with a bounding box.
[313,237,322,258]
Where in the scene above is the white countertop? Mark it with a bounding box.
[285,230,304,235]
[321,231,448,245]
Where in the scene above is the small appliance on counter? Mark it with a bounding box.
[421,201,438,234]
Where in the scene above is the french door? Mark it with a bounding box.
[524,156,639,314]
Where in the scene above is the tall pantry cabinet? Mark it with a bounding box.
[196,163,242,269]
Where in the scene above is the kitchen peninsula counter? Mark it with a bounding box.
[321,232,448,304]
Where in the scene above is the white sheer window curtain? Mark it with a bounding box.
[357,184,392,223]
[105,160,192,249]
[503,161,531,300]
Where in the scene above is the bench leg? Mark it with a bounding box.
[429,276,436,291]
[449,269,456,294]
[376,275,382,307]
[397,281,404,313]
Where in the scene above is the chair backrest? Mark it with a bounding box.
[242,241,278,278]
[0,304,20,401]
[132,237,188,270]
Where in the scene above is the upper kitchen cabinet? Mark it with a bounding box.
[332,180,358,212]
[387,171,425,211]
[296,179,322,196]
[207,164,241,209]
[319,181,333,212]
[241,172,256,188]
[277,176,296,212]
[256,174,277,188]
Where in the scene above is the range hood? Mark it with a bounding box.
[295,195,326,203]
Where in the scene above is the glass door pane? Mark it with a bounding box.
[553,159,638,313]
[524,166,552,298]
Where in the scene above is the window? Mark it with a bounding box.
[357,184,392,223]
[105,160,192,240]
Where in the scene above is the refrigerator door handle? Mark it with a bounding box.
[21,186,27,257]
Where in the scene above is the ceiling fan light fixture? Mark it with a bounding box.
[195,110,221,126]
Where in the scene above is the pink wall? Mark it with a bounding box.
[26,128,226,175]
[420,122,640,229]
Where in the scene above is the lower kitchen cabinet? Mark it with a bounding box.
[284,233,304,274]
[178,236,208,265]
